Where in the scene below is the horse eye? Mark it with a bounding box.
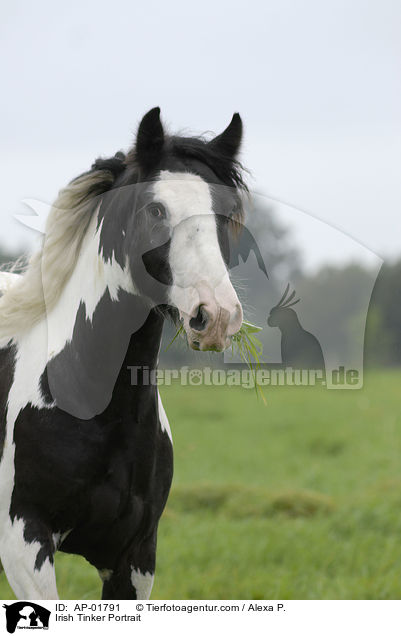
[148,203,166,219]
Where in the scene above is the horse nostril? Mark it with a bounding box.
[189,305,209,332]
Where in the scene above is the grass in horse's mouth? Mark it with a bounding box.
[167,320,266,404]
[231,321,266,404]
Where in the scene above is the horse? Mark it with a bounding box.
[0,107,248,599]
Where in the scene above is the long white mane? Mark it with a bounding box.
[0,168,115,342]
[0,272,21,294]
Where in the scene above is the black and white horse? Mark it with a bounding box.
[0,108,247,599]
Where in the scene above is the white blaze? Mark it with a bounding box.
[152,172,240,322]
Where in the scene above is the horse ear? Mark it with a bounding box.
[135,107,165,170]
[209,113,243,159]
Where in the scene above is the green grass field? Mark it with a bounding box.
[1,370,400,599]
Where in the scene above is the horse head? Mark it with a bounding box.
[98,107,249,352]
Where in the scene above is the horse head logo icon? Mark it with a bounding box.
[2,602,50,633]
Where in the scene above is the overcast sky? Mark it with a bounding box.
[1,0,400,270]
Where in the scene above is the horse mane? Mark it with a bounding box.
[168,135,248,191]
[0,154,126,341]
[0,132,247,342]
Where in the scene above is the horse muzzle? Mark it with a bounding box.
[180,283,243,352]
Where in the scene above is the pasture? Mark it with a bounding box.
[1,370,400,599]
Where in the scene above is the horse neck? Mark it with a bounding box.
[44,213,133,360]
[38,214,164,419]
[109,305,164,409]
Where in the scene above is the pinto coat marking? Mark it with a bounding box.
[0,107,247,599]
